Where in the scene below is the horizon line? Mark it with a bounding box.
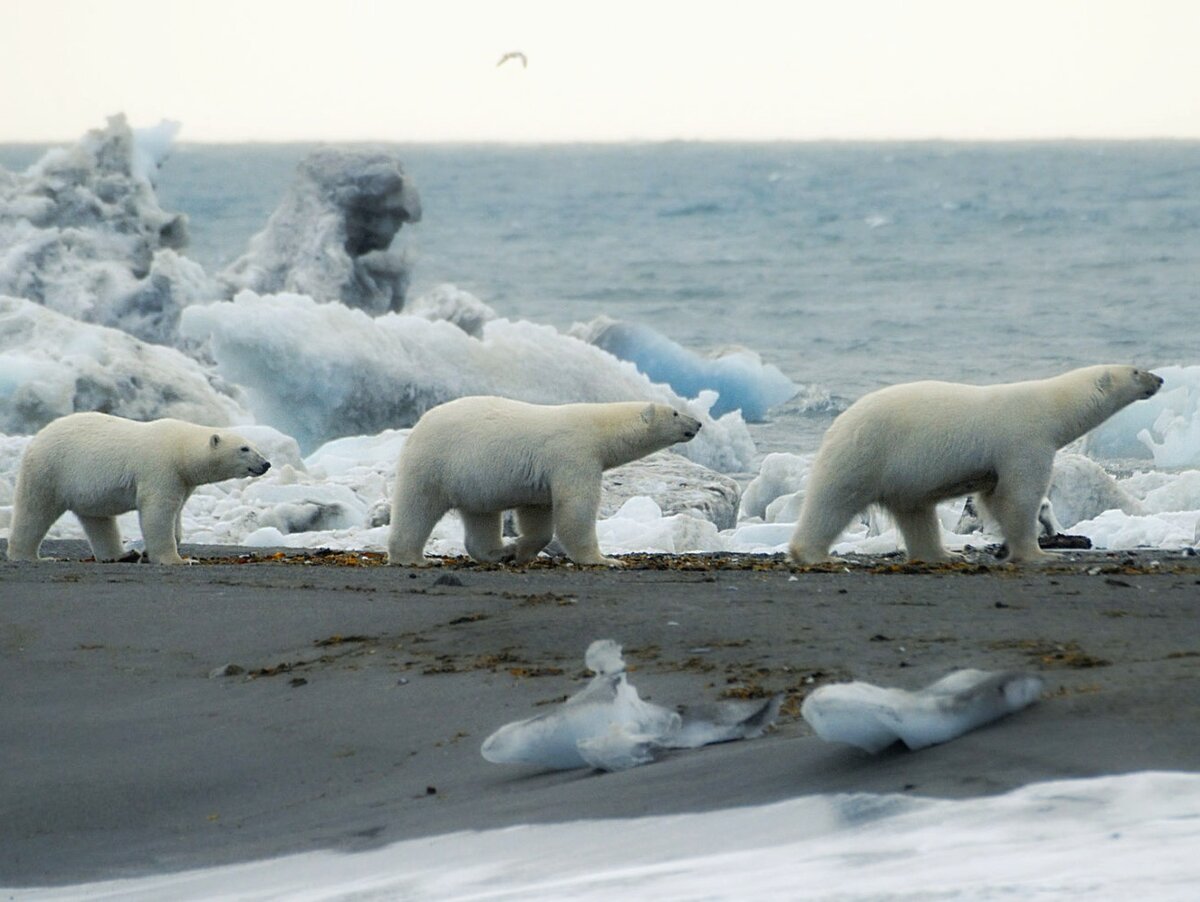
[5,133,1200,147]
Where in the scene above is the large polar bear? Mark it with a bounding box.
[789,365,1163,565]
[387,396,701,566]
[8,412,271,564]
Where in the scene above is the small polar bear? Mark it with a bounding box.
[7,412,271,564]
[387,396,701,567]
[789,365,1162,565]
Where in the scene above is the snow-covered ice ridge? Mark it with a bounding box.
[12,772,1200,900]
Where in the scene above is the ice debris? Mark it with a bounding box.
[801,669,1044,754]
[481,640,781,772]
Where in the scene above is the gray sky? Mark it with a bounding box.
[5,0,1200,142]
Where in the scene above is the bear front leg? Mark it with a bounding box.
[76,515,126,562]
[138,497,187,565]
[513,505,554,563]
[891,505,962,563]
[551,477,620,567]
[461,511,514,563]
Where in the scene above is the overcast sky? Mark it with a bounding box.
[5,0,1200,142]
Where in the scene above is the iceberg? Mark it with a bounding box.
[575,316,798,420]
[179,291,756,471]
[220,148,421,315]
[0,115,213,345]
[0,296,250,435]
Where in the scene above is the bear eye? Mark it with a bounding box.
[673,411,679,417]
[240,445,250,452]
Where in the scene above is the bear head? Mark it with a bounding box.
[1097,366,1163,404]
[640,403,702,447]
[208,431,272,479]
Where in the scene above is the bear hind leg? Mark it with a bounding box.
[890,505,961,563]
[7,495,65,562]
[461,511,514,563]
[77,515,125,562]
[788,480,866,565]
[386,488,447,566]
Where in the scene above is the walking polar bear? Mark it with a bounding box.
[789,365,1163,565]
[8,412,271,564]
[387,396,701,567]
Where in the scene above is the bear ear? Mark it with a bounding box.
[210,433,221,449]
[640,403,657,424]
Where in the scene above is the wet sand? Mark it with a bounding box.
[3,541,1199,887]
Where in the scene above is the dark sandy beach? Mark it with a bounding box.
[2,540,1199,888]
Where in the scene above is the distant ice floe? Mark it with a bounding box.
[180,290,756,472]
[0,296,250,435]
[481,640,781,772]
[0,114,214,346]
[802,670,1044,753]
[220,149,421,315]
[573,316,798,421]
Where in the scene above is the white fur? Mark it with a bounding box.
[789,365,1163,565]
[387,396,701,566]
[8,412,270,564]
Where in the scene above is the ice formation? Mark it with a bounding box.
[0,296,249,435]
[801,670,1044,753]
[179,291,756,471]
[599,450,741,529]
[404,283,497,337]
[739,452,811,520]
[574,316,798,420]
[0,114,214,345]
[481,640,781,771]
[220,149,421,314]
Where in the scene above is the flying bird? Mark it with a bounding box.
[496,51,528,69]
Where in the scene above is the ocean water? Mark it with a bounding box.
[7,139,1197,457]
[164,141,1200,425]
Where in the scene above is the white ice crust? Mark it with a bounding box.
[801,670,1044,753]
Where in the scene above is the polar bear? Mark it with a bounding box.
[8,412,271,564]
[789,365,1162,565]
[387,396,701,566]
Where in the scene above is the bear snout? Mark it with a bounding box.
[1145,372,1164,397]
[252,460,271,476]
